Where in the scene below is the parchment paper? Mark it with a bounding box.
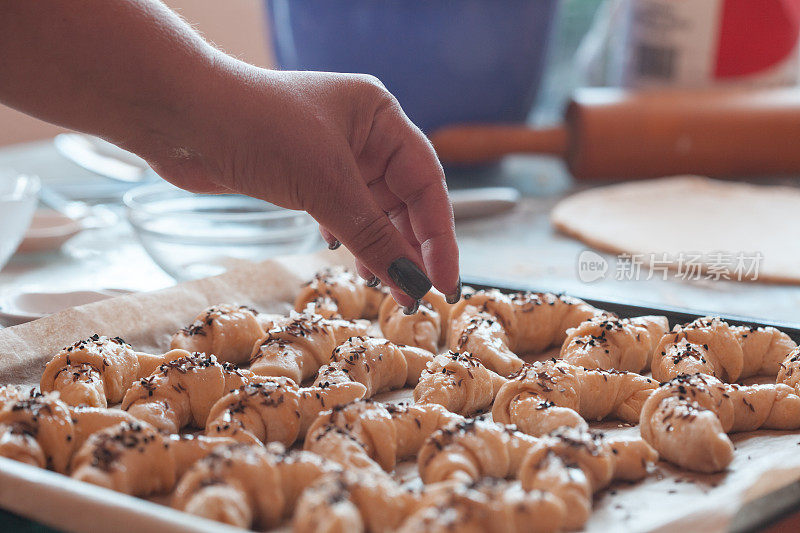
[1,249,799,533]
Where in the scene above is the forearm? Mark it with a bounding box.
[0,0,459,303]
[0,0,230,157]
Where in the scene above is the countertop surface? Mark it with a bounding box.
[1,140,800,533]
[2,140,799,323]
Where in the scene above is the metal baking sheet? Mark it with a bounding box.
[1,264,798,532]
[465,275,800,531]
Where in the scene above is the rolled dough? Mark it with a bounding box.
[551,176,800,283]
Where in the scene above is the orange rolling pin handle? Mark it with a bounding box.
[429,88,800,180]
[428,124,568,166]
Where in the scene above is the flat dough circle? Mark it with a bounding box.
[551,176,800,283]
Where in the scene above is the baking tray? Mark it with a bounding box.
[1,269,799,532]
[465,275,800,532]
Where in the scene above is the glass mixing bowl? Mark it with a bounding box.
[124,183,321,280]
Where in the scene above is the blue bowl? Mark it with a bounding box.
[265,0,559,133]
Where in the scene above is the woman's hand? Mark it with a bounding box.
[0,0,459,309]
[141,67,461,310]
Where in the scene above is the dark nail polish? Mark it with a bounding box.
[387,257,432,300]
[366,276,380,287]
[403,300,420,315]
[328,240,341,250]
[445,276,462,304]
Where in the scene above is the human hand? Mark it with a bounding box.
[0,1,458,310]
[140,67,460,310]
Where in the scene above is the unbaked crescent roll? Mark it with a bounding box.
[492,360,658,436]
[378,290,450,353]
[305,400,462,474]
[398,480,566,533]
[40,335,169,407]
[170,304,278,365]
[205,379,365,447]
[0,388,74,472]
[294,470,419,533]
[121,352,258,433]
[448,290,601,376]
[519,426,657,530]
[777,346,800,390]
[560,315,669,372]
[418,418,538,484]
[248,312,369,383]
[173,443,341,530]
[71,421,235,496]
[417,418,656,531]
[295,267,386,320]
[449,307,523,376]
[313,336,434,397]
[640,373,800,472]
[0,385,145,473]
[413,351,507,416]
[651,317,797,382]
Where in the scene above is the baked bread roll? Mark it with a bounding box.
[492,360,657,436]
[295,267,386,320]
[313,336,434,397]
[205,379,365,446]
[249,312,369,383]
[560,315,669,372]
[651,317,796,382]
[173,443,340,530]
[71,421,234,496]
[40,335,169,407]
[640,373,800,472]
[170,304,277,365]
[378,290,450,352]
[448,290,600,376]
[121,352,257,433]
[414,351,507,416]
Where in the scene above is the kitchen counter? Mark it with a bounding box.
[1,139,800,532]
[2,140,799,322]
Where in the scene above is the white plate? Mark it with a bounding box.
[0,288,133,327]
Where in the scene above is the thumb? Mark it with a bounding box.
[306,165,431,309]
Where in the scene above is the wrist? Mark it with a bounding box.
[115,48,246,172]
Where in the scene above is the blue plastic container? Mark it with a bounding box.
[265,0,559,133]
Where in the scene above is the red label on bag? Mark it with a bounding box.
[715,0,800,78]
[616,0,800,88]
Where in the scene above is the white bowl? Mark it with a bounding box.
[0,172,40,271]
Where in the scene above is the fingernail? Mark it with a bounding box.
[366,276,380,287]
[403,300,420,315]
[387,257,431,300]
[445,276,462,304]
[328,240,341,250]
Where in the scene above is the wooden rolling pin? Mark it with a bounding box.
[430,87,800,179]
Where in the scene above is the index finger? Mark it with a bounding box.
[374,112,461,302]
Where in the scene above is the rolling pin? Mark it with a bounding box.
[429,87,800,179]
